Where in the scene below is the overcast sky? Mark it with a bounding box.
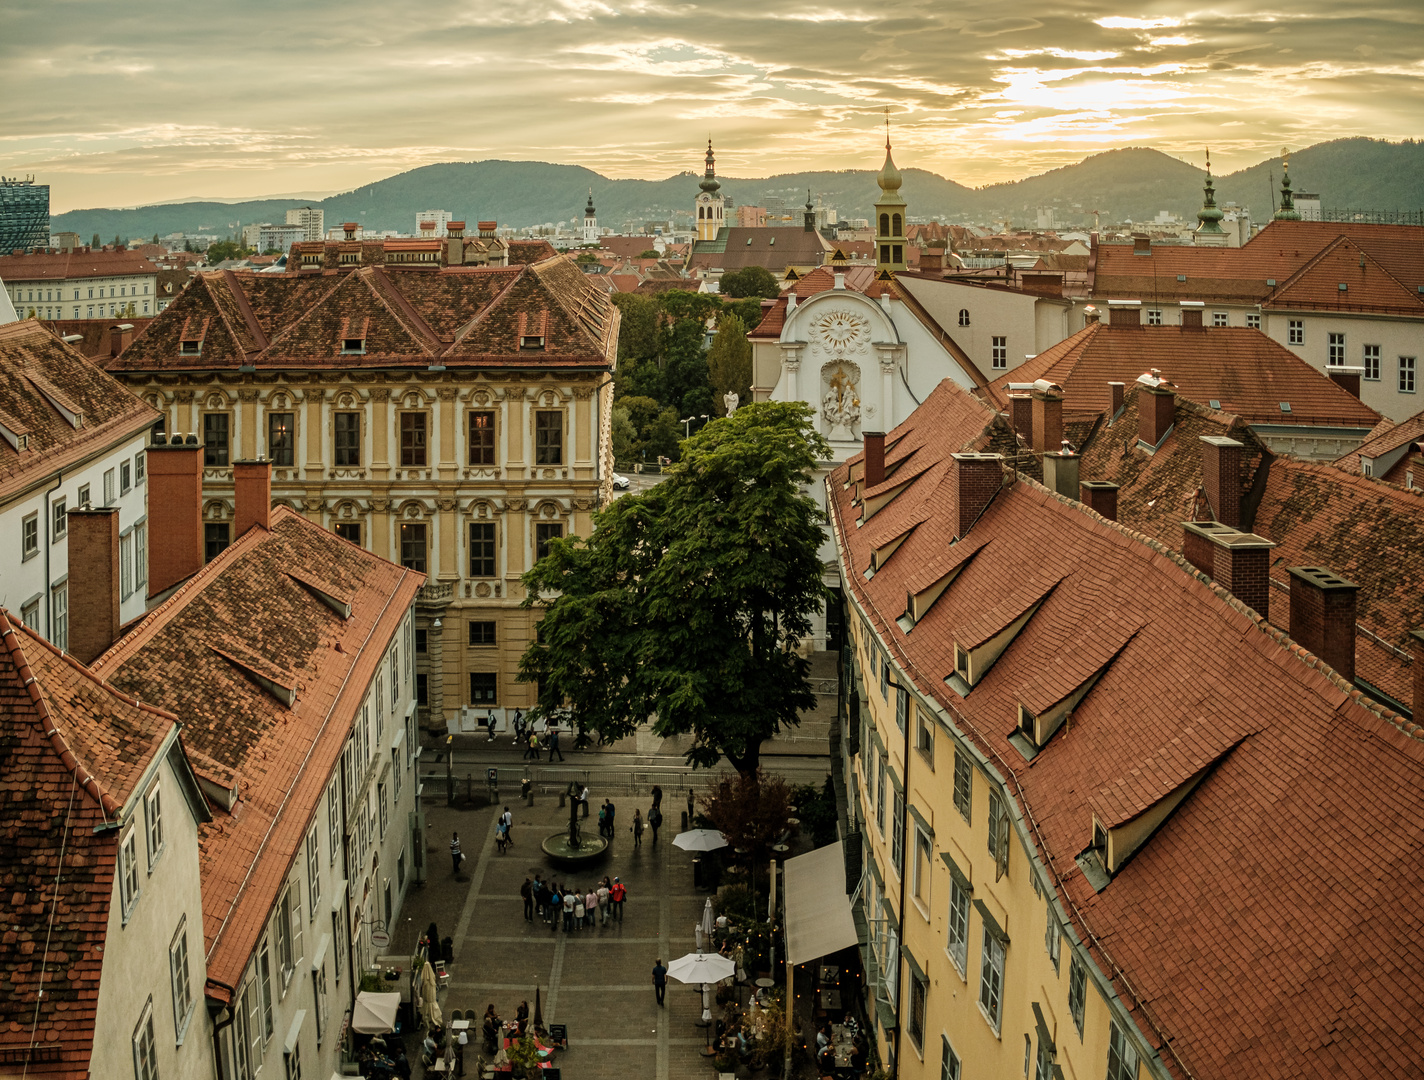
[3,0,1420,212]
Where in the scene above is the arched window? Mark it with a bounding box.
[893,214,902,237]
[698,207,704,219]
[958,309,970,327]
[879,214,890,236]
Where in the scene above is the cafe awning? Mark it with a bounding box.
[784,842,859,966]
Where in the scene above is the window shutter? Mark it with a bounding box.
[995,815,1010,881]
[291,881,304,963]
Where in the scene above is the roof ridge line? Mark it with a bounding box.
[366,266,443,353]
[191,273,253,363]
[220,268,270,352]
[248,269,358,360]
[446,266,528,352]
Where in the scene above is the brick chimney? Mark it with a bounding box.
[419,220,437,236]
[1180,301,1204,328]
[1183,522,1275,618]
[1199,435,1244,527]
[478,221,498,239]
[919,249,944,274]
[1009,393,1034,446]
[342,222,358,240]
[233,459,273,537]
[445,222,466,267]
[109,322,135,359]
[1328,365,1363,398]
[863,432,886,488]
[1138,379,1176,450]
[1288,567,1359,683]
[1031,385,1063,455]
[1080,480,1119,521]
[1411,629,1423,720]
[147,433,204,597]
[1132,235,1151,255]
[1108,300,1141,327]
[952,453,1002,538]
[66,507,120,664]
[1042,449,1079,498]
[1083,305,1100,325]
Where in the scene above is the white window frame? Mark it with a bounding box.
[1328,332,1346,367]
[940,1034,962,1080]
[1246,313,1261,330]
[1400,356,1416,394]
[1044,904,1061,971]
[145,783,164,871]
[913,827,932,908]
[171,915,194,1042]
[22,512,38,560]
[1068,955,1087,1038]
[1288,319,1304,346]
[52,582,68,653]
[132,997,158,1080]
[306,826,321,916]
[327,780,340,865]
[120,826,141,921]
[120,530,135,599]
[953,749,972,821]
[52,497,67,540]
[1212,311,1229,327]
[1107,1019,1141,1080]
[947,878,970,977]
[1146,309,1162,326]
[991,336,1007,369]
[978,927,1005,1035]
[135,522,148,588]
[1363,344,1381,381]
[891,788,905,877]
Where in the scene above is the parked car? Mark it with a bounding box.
[611,473,631,490]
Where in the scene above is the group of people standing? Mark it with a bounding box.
[522,874,627,930]
[595,785,666,846]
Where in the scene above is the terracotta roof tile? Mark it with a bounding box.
[1334,406,1424,480]
[91,507,423,985]
[1264,236,1424,317]
[0,248,159,283]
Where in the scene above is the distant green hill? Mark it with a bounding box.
[50,139,1424,241]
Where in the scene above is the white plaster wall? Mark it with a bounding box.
[91,747,213,1080]
[1264,310,1423,422]
[897,276,1070,376]
[0,430,151,641]
[6,273,159,319]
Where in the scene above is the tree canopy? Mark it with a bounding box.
[707,313,752,415]
[719,265,781,299]
[519,401,830,775]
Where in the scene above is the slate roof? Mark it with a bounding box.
[829,381,1424,1080]
[0,611,178,1078]
[0,248,159,283]
[988,322,1381,428]
[0,320,161,503]
[109,256,617,373]
[91,507,423,987]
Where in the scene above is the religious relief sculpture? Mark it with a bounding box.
[723,390,739,416]
[812,308,871,355]
[821,363,862,441]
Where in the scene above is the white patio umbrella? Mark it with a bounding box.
[701,897,716,937]
[673,829,728,852]
[666,951,736,985]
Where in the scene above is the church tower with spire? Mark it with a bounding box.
[695,140,725,243]
[1193,149,1228,247]
[874,119,907,276]
[1273,148,1301,222]
[582,188,599,243]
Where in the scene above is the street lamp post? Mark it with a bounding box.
[681,414,710,438]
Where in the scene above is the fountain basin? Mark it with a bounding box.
[540,832,610,868]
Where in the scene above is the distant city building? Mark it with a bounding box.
[737,205,767,228]
[1294,191,1322,221]
[695,141,725,243]
[1036,206,1058,229]
[285,204,325,241]
[257,222,305,253]
[0,176,49,253]
[416,209,454,236]
[0,246,160,320]
[582,189,598,243]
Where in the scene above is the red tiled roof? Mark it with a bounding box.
[0,612,179,1078]
[1335,407,1424,480]
[91,507,423,985]
[748,265,879,339]
[1263,235,1424,317]
[989,323,1381,427]
[48,317,155,359]
[829,384,1424,1080]
[508,239,561,265]
[0,320,161,503]
[0,248,159,283]
[109,256,617,373]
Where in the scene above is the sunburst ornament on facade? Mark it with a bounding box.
[813,309,870,352]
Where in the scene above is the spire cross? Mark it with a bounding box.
[884,106,891,150]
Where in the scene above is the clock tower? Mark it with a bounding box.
[695,140,725,243]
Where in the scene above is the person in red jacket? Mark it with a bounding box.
[610,877,627,922]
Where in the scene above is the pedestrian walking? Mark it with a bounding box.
[495,818,509,854]
[651,785,663,811]
[486,710,497,741]
[579,784,590,818]
[547,724,564,762]
[521,878,534,922]
[563,888,576,932]
[649,804,663,846]
[632,809,644,847]
[686,788,695,826]
[500,806,514,846]
[597,801,608,838]
[606,799,617,838]
[610,877,626,922]
[525,730,540,760]
[584,887,597,928]
[533,875,546,920]
[597,879,611,926]
[450,832,463,875]
[652,958,668,1006]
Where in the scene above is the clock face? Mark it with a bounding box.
[814,309,869,351]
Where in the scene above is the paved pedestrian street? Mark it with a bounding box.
[390,775,745,1080]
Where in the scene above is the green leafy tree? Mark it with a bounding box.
[611,404,637,462]
[574,251,598,264]
[645,407,682,462]
[707,313,752,415]
[518,401,830,775]
[112,234,122,248]
[659,290,719,324]
[663,319,709,412]
[91,233,101,249]
[719,265,781,299]
[151,232,160,245]
[610,293,662,365]
[727,295,769,331]
[615,357,666,404]
[205,239,250,263]
[637,248,660,258]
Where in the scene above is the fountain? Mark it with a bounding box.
[540,781,609,866]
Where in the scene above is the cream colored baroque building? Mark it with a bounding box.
[108,241,617,732]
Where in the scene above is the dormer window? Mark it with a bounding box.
[518,311,549,351]
[180,339,201,355]
[339,317,369,356]
[520,335,545,350]
[342,337,365,355]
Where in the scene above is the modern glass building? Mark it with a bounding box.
[0,178,50,254]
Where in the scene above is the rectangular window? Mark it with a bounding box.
[895,685,908,732]
[1246,312,1261,330]
[133,1000,158,1080]
[469,522,496,577]
[378,779,389,838]
[417,673,429,706]
[988,789,1006,863]
[978,927,1005,1034]
[534,410,563,465]
[1146,308,1162,326]
[876,756,886,835]
[104,468,116,505]
[1107,1020,1140,1080]
[332,909,345,983]
[268,411,295,466]
[305,827,320,915]
[145,784,164,870]
[171,917,193,1038]
[880,650,889,699]
[908,969,927,1049]
[392,747,402,801]
[1328,332,1346,367]
[917,713,933,758]
[259,940,274,1039]
[947,878,970,976]
[334,412,361,466]
[52,583,68,652]
[469,410,496,465]
[892,788,905,877]
[314,964,329,1041]
[135,523,147,589]
[940,1036,961,1080]
[953,749,972,820]
[1045,905,1061,971]
[120,827,141,918]
[334,522,362,545]
[327,781,340,865]
[469,620,496,646]
[535,522,563,561]
[21,598,38,630]
[470,672,497,704]
[234,982,255,1080]
[399,412,428,467]
[78,483,90,509]
[135,451,146,483]
[205,522,230,562]
[399,522,427,572]
[913,829,932,903]
[1364,344,1381,381]
[204,413,230,467]
[1401,356,1417,394]
[1068,956,1087,1037]
[991,336,1007,369]
[22,512,38,560]
[285,1042,302,1080]
[52,497,67,540]
[120,531,134,599]
[415,628,428,654]
[1288,319,1304,346]
[120,459,132,494]
[1212,311,1229,327]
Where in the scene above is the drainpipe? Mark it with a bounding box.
[207,977,238,1080]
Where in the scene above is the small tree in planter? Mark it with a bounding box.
[506,1034,544,1078]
